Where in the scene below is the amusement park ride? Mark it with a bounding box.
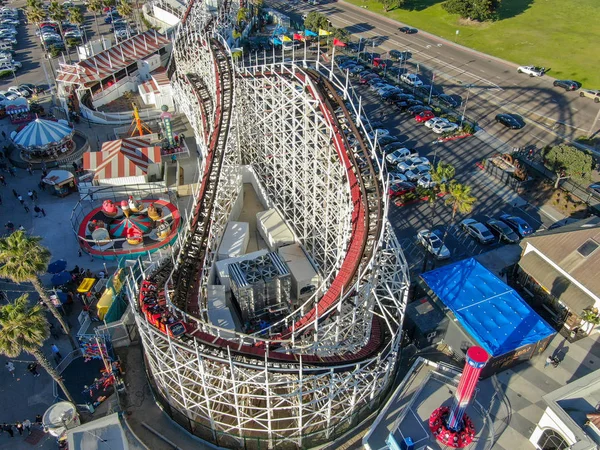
[128,103,153,137]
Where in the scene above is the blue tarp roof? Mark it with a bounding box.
[420,258,555,357]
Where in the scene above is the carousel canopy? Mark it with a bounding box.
[109,215,152,238]
[13,118,73,148]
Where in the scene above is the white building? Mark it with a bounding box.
[530,368,600,450]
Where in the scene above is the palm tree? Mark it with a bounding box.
[420,161,455,271]
[116,0,132,22]
[580,308,600,334]
[435,181,476,260]
[68,7,85,45]
[48,0,70,62]
[0,294,75,403]
[0,232,77,349]
[86,0,102,37]
[25,1,47,50]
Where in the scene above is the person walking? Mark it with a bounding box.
[0,174,6,185]
[5,361,15,377]
[23,419,31,435]
[34,205,41,218]
[3,423,13,437]
[32,190,38,201]
[17,194,24,205]
[27,362,40,377]
[12,189,18,198]
[51,344,62,361]
[23,204,30,213]
[34,415,42,429]
[15,421,23,436]
[41,207,46,217]
[545,355,553,368]
[27,190,34,201]
[27,164,33,175]
[8,166,15,176]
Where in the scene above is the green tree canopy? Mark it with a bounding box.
[443,0,500,22]
[116,0,132,20]
[0,294,74,403]
[543,144,593,185]
[68,7,84,27]
[86,0,102,35]
[378,0,405,12]
[303,11,331,32]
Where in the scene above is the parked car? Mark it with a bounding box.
[359,73,379,84]
[553,80,580,91]
[389,181,416,197]
[416,84,441,98]
[495,113,525,129]
[349,65,365,75]
[7,85,30,97]
[460,219,495,244]
[389,50,410,61]
[499,214,533,238]
[388,172,408,183]
[517,65,545,77]
[486,219,520,243]
[587,183,600,199]
[382,142,409,154]
[425,117,449,129]
[415,110,435,123]
[375,135,399,146]
[405,164,432,181]
[0,89,17,100]
[580,89,600,103]
[438,94,459,108]
[417,173,436,189]
[399,26,417,34]
[407,105,431,116]
[367,129,390,140]
[401,73,423,87]
[431,122,458,134]
[417,229,450,259]
[386,148,416,165]
[397,156,429,172]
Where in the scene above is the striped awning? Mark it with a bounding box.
[6,104,29,115]
[151,67,170,86]
[139,78,159,96]
[56,30,170,85]
[83,137,162,180]
[14,119,73,148]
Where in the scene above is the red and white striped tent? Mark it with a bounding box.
[57,31,170,86]
[83,137,162,181]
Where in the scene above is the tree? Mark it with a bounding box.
[581,308,600,334]
[435,182,476,260]
[379,0,405,12]
[0,294,74,403]
[0,232,77,350]
[116,0,132,22]
[25,2,47,51]
[331,27,350,42]
[68,7,84,28]
[48,1,69,61]
[304,11,331,33]
[543,144,593,188]
[443,0,500,22]
[87,0,102,36]
[237,7,249,26]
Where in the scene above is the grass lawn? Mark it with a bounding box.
[342,0,600,87]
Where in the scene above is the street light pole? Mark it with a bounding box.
[459,84,473,129]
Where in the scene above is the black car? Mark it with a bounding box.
[553,79,580,91]
[399,26,417,34]
[376,136,399,146]
[405,99,424,107]
[407,105,432,115]
[438,94,459,108]
[417,84,441,98]
[495,113,525,129]
[389,50,410,61]
[486,219,520,243]
[363,52,381,63]
[588,183,600,199]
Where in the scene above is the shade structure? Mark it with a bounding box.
[109,215,152,238]
[13,118,73,149]
[51,271,72,286]
[47,259,67,274]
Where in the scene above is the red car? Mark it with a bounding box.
[415,111,435,123]
[388,181,416,197]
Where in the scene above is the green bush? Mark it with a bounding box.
[461,123,475,135]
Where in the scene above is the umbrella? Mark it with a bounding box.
[13,118,73,149]
[51,271,72,286]
[47,259,67,274]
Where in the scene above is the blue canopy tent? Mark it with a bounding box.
[13,118,74,151]
[420,258,555,376]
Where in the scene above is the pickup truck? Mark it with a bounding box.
[517,65,545,77]
[385,148,417,166]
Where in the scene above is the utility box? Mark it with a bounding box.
[256,209,295,251]
[217,221,249,261]
[277,243,321,305]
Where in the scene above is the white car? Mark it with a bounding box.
[0,28,16,36]
[432,122,459,134]
[424,117,449,129]
[8,85,29,97]
[367,128,390,140]
[385,148,415,165]
[460,219,495,244]
[405,164,431,181]
[0,19,19,26]
[0,89,18,100]
[389,172,408,183]
[397,156,429,172]
[417,173,435,189]
[400,73,423,87]
[417,229,450,260]
[517,65,544,77]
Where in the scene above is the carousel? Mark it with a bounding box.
[11,118,75,162]
[77,196,181,260]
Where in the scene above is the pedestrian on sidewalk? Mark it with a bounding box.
[23,204,30,213]
[27,190,34,201]
[15,421,23,436]
[32,190,38,201]
[5,361,15,377]
[0,174,6,185]
[18,224,25,231]
[17,194,24,205]
[3,423,13,437]
[51,344,62,361]
[34,415,42,428]
[12,189,18,198]
[27,164,33,175]
[41,207,46,217]
[1,131,6,140]
[545,355,553,368]
[22,419,31,435]
[27,362,40,377]
[34,205,41,218]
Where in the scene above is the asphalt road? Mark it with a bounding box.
[269,0,600,150]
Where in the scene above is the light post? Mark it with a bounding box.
[459,84,474,129]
